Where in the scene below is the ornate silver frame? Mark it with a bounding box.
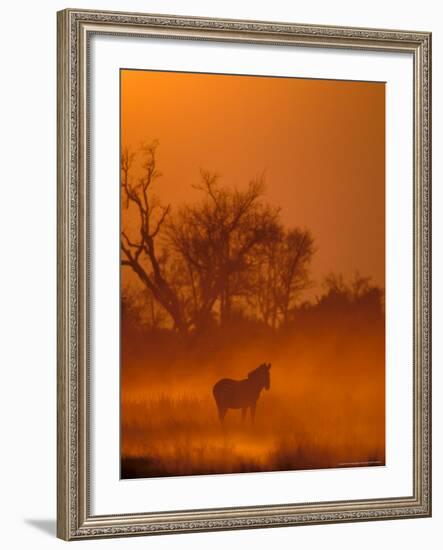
[57,8,431,540]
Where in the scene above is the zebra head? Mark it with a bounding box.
[248,363,271,391]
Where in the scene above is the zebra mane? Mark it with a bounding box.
[247,363,268,378]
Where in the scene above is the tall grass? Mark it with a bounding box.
[121,382,384,478]
[121,309,385,478]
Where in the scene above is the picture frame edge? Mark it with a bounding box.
[56,7,432,541]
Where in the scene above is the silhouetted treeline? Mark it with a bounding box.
[121,270,384,374]
[121,141,314,335]
[290,272,384,330]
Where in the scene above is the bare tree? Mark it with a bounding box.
[167,171,280,330]
[275,229,315,324]
[121,141,187,334]
[251,228,314,327]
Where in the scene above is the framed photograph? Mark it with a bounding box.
[57,8,431,540]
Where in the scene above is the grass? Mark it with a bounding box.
[121,385,385,479]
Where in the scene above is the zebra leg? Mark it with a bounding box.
[218,406,227,424]
[250,404,256,424]
[241,408,247,422]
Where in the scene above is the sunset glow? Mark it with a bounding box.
[120,69,385,479]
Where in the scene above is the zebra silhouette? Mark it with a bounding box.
[212,363,271,424]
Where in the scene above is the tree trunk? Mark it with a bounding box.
[123,258,188,336]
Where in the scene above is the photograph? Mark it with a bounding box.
[119,69,386,479]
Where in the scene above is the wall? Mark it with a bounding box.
[0,0,440,548]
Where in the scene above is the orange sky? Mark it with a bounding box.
[121,69,385,294]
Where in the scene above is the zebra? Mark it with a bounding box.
[212,363,271,424]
